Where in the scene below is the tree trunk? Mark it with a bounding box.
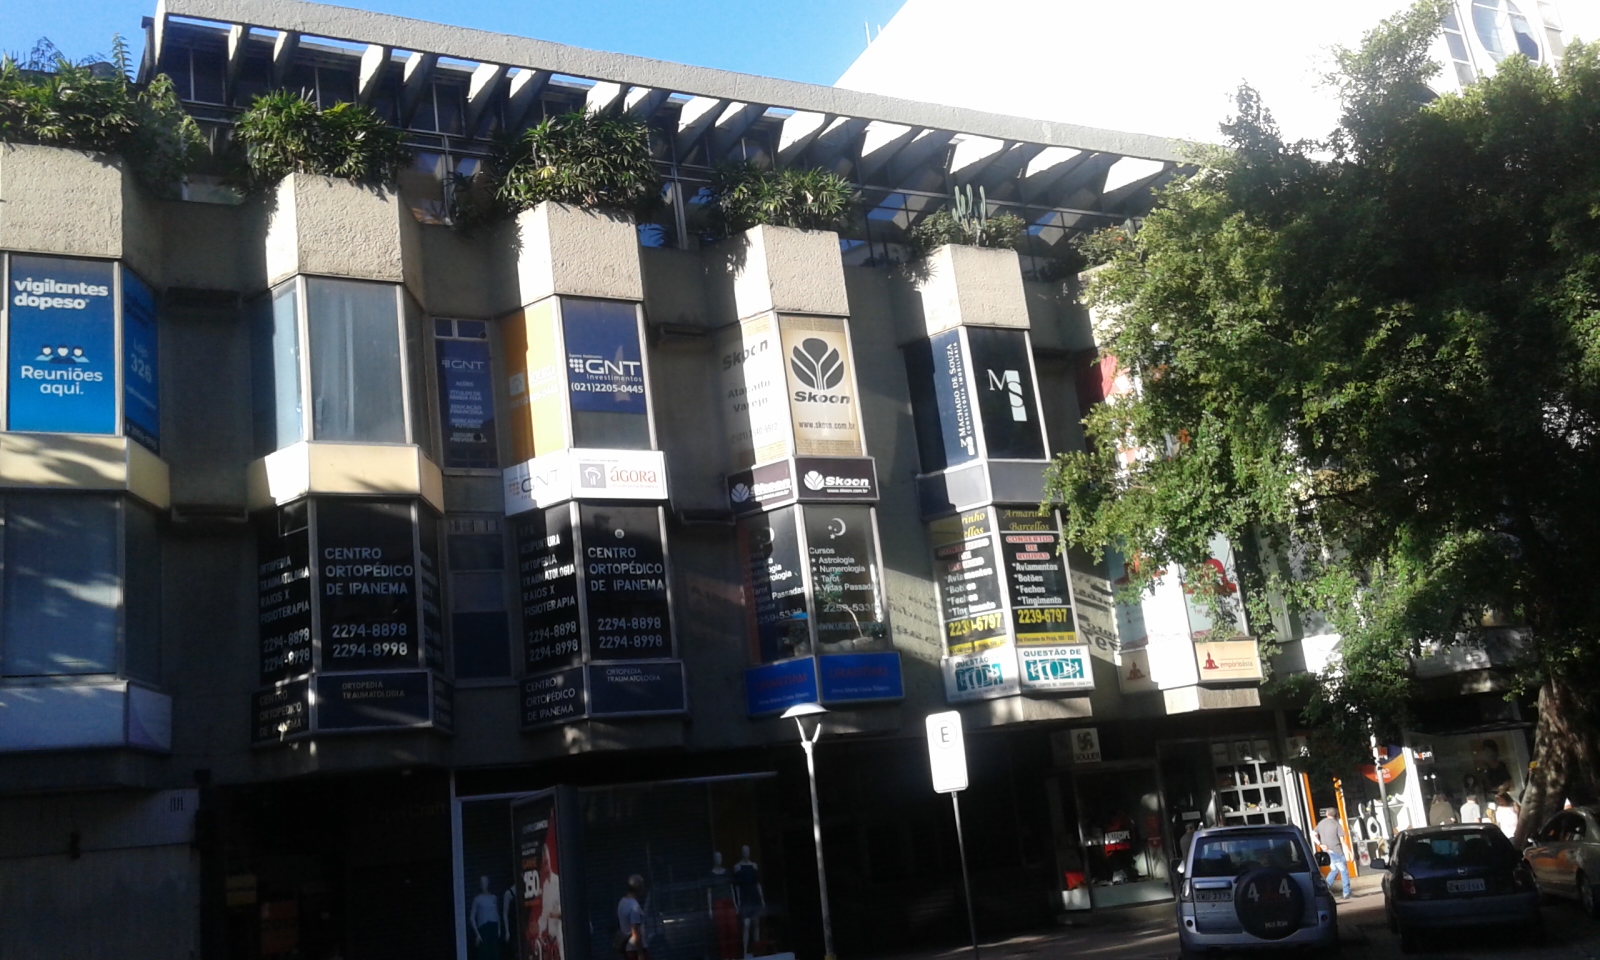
[1515,673,1600,845]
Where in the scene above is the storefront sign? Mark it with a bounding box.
[503,448,668,514]
[739,508,810,663]
[905,328,979,471]
[562,299,647,414]
[793,456,878,500]
[998,509,1076,645]
[435,337,497,468]
[587,660,686,716]
[935,533,1006,656]
[818,652,904,704]
[315,671,434,730]
[251,679,311,744]
[257,509,313,683]
[728,459,795,515]
[515,507,582,671]
[317,501,419,672]
[1066,548,1122,663]
[521,666,586,728]
[1195,640,1264,682]
[780,316,863,457]
[1068,727,1103,764]
[502,300,567,463]
[942,646,1019,702]
[511,792,567,960]
[1018,644,1095,693]
[804,504,887,649]
[966,327,1046,460]
[580,504,672,661]
[719,314,789,467]
[745,657,819,716]
[7,255,117,434]
[1118,648,1159,694]
[121,268,159,453]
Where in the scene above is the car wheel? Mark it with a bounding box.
[1582,871,1600,918]
[1399,927,1419,954]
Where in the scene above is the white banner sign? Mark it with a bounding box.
[504,448,668,515]
[1017,644,1095,693]
[941,645,1020,703]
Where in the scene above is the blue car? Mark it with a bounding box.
[1382,824,1541,953]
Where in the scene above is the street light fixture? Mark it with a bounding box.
[782,702,836,960]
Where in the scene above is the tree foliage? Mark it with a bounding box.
[1044,0,1600,823]
[231,90,409,191]
[708,162,856,237]
[0,37,203,193]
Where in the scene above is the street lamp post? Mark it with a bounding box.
[783,703,836,960]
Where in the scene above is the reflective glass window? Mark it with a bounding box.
[250,282,304,456]
[1,495,120,677]
[306,278,406,443]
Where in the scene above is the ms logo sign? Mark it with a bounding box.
[987,369,1027,421]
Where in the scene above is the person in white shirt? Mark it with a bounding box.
[1493,791,1520,838]
[1460,794,1483,824]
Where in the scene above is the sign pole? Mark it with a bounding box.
[951,790,980,960]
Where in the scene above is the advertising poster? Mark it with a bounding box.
[745,657,820,716]
[966,327,1046,460]
[315,671,433,730]
[562,299,646,414]
[579,505,672,660]
[739,507,811,663]
[502,301,567,463]
[587,661,687,716]
[933,521,1007,656]
[817,651,904,704]
[780,316,863,457]
[727,458,795,515]
[803,504,887,650]
[1017,644,1095,692]
[7,255,117,434]
[998,509,1077,645]
[121,268,160,453]
[521,665,586,728]
[511,793,566,960]
[435,337,498,468]
[794,456,878,500]
[1194,640,1264,682]
[256,507,313,683]
[903,328,978,472]
[251,679,311,744]
[719,314,789,468]
[1066,547,1123,663]
[317,500,420,671]
[513,506,581,671]
[941,646,1019,702]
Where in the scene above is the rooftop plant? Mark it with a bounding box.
[906,185,1026,259]
[0,37,204,194]
[707,162,856,238]
[230,90,410,191]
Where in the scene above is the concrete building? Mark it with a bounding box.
[0,2,1431,958]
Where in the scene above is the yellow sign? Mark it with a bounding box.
[1194,640,1263,682]
[501,299,567,463]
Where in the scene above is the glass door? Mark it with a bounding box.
[1071,765,1175,908]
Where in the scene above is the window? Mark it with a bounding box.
[0,495,126,678]
[448,514,511,679]
[306,278,407,443]
[1474,0,1542,61]
[1191,835,1309,877]
[434,318,499,469]
[562,299,652,449]
[1442,7,1478,85]
[250,282,304,456]
[405,295,436,458]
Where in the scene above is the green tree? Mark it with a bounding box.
[1044,0,1600,838]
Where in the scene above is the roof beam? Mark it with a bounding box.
[976,142,1043,193]
[809,116,869,168]
[948,136,1007,182]
[356,43,390,106]
[887,129,954,182]
[466,62,507,131]
[857,122,919,180]
[1101,157,1170,209]
[399,51,437,126]
[776,111,829,164]
[504,67,550,131]
[225,24,248,105]
[622,86,669,120]
[707,102,768,161]
[1018,147,1086,203]
[585,80,626,115]
[271,29,299,86]
[674,96,728,158]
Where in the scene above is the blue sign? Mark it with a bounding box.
[818,651,904,704]
[587,660,686,716]
[121,268,159,453]
[314,671,433,730]
[745,657,819,716]
[435,337,497,468]
[521,666,586,728]
[8,256,117,434]
[562,299,646,414]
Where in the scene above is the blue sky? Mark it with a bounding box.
[1,0,906,85]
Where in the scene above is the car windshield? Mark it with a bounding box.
[1192,835,1309,877]
[1401,830,1512,870]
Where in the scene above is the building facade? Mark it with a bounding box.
[0,3,1398,959]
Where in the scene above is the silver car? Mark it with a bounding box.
[1176,825,1339,958]
[1524,806,1600,915]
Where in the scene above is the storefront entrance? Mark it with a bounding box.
[1069,763,1174,908]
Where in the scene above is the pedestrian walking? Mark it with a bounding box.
[1315,809,1352,900]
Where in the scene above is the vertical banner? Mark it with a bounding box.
[1066,547,1124,663]
[316,500,419,672]
[718,314,788,468]
[579,504,671,661]
[503,301,567,463]
[931,509,1007,656]
[435,336,497,469]
[997,508,1076,645]
[256,505,313,683]
[512,793,566,960]
[514,506,581,672]
[802,504,886,650]
[779,316,863,457]
[561,299,647,414]
[904,328,979,472]
[738,507,811,663]
[121,267,160,453]
[7,255,117,434]
[965,327,1046,460]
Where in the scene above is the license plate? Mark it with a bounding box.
[1197,890,1233,902]
[1447,879,1486,893]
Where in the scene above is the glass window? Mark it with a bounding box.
[251,283,304,457]
[434,318,499,469]
[190,47,226,104]
[124,500,162,684]
[450,514,510,679]
[802,504,887,652]
[1474,0,1542,61]
[405,295,436,458]
[562,299,651,449]
[1191,834,1309,877]
[1,495,120,677]
[306,278,406,443]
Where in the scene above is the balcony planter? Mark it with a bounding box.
[915,243,1029,335]
[264,172,423,292]
[507,201,642,307]
[0,143,161,280]
[720,224,849,320]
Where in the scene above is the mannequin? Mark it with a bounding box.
[469,875,509,960]
[707,852,739,960]
[732,845,765,958]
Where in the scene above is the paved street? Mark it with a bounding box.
[886,875,1600,960]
